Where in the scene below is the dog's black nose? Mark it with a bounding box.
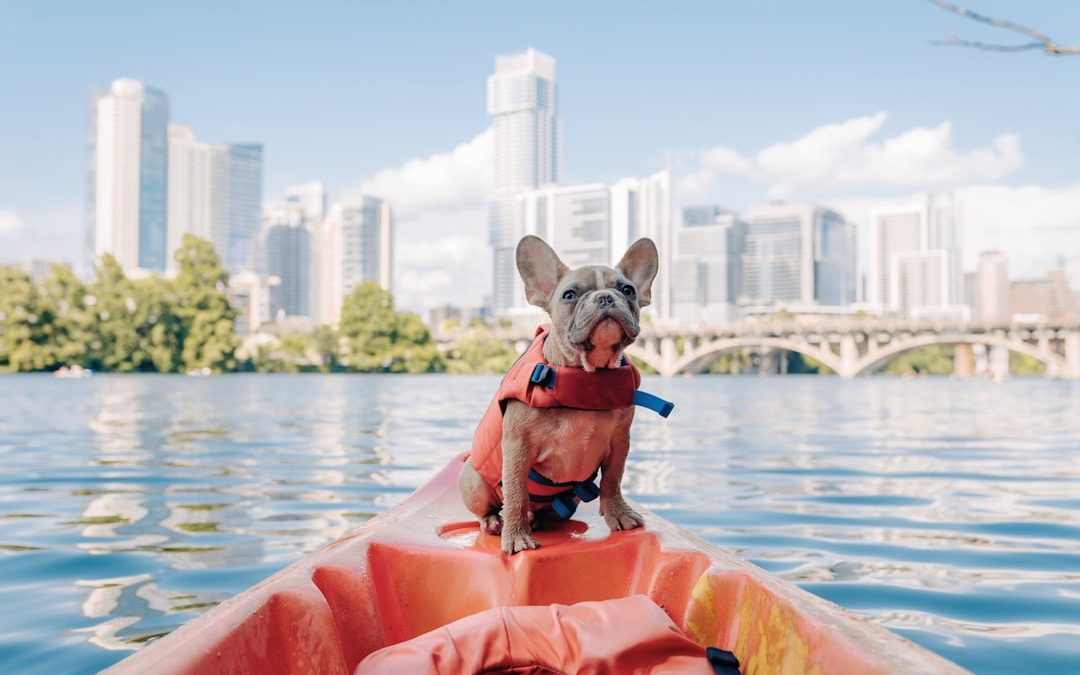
[595,292,615,308]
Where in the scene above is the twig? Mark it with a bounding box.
[928,0,1080,56]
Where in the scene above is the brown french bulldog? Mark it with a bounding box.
[458,235,659,554]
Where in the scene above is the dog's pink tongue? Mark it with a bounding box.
[586,318,624,369]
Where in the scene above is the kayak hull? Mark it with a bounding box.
[106,454,965,674]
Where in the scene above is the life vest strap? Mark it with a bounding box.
[632,390,675,418]
[527,468,600,520]
[528,360,675,418]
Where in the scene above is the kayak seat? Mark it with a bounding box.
[356,595,720,674]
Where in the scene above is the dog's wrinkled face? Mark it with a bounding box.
[516,236,659,371]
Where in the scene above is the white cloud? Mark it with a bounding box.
[354,128,493,219]
[679,112,1023,200]
[0,210,24,238]
[346,130,495,312]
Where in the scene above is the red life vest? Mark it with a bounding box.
[468,324,644,518]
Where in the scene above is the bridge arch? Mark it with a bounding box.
[628,336,845,377]
[850,333,1065,377]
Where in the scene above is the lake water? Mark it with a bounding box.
[0,374,1078,674]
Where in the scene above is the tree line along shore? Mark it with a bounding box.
[1,235,1042,376]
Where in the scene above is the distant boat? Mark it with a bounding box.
[185,367,213,377]
[54,365,92,379]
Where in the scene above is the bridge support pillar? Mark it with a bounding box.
[954,344,974,378]
[1066,330,1080,380]
[839,335,858,378]
[659,337,678,377]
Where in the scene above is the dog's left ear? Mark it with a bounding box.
[616,238,659,307]
[517,236,568,310]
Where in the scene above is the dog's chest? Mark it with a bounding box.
[527,408,630,483]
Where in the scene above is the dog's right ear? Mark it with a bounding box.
[516,236,568,310]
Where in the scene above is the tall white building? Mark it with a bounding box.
[516,171,672,317]
[488,48,561,314]
[165,125,263,274]
[872,193,964,317]
[317,195,393,325]
[975,250,1010,322]
[166,124,216,270]
[672,209,746,325]
[741,203,855,308]
[86,78,169,274]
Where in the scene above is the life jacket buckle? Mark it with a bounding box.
[530,364,555,387]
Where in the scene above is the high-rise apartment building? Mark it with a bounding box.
[488,48,561,313]
[166,124,215,269]
[165,124,263,274]
[222,145,263,273]
[1010,268,1079,322]
[975,250,1010,322]
[86,78,169,274]
[262,201,311,319]
[741,203,855,307]
[515,172,672,316]
[672,209,746,324]
[317,196,393,325]
[872,193,964,317]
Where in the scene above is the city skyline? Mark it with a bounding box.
[2,2,1079,312]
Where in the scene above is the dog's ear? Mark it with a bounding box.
[516,236,568,310]
[616,238,659,307]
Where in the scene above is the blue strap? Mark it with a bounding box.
[529,363,556,387]
[528,468,600,519]
[706,647,741,675]
[634,390,675,418]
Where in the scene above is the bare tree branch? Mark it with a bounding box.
[928,0,1080,55]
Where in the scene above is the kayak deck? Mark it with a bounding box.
[106,454,965,674]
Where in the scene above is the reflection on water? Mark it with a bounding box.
[0,374,1078,674]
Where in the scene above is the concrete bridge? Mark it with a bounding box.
[436,319,1080,379]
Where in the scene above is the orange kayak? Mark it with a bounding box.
[105,454,965,674]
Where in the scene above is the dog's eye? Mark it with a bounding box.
[619,284,636,297]
[561,289,577,301]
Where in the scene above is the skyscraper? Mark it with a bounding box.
[515,172,672,316]
[487,48,560,313]
[872,193,963,317]
[262,200,311,319]
[165,125,263,274]
[318,196,393,325]
[975,250,1010,322]
[86,78,169,274]
[166,124,215,270]
[222,144,263,273]
[741,203,855,307]
[672,210,746,324]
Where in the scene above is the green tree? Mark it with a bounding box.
[173,235,238,373]
[0,267,54,371]
[338,282,443,372]
[85,255,148,372]
[447,327,518,374]
[879,345,954,375]
[37,264,92,368]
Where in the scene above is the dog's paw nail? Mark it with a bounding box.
[606,509,645,531]
[501,531,540,554]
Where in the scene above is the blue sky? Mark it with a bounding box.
[1,1,1078,307]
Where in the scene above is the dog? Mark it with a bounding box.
[458,235,659,554]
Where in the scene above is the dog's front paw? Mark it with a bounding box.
[602,502,645,531]
[501,528,540,554]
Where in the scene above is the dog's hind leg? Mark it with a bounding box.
[458,460,502,534]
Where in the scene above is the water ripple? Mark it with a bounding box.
[0,374,1078,674]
